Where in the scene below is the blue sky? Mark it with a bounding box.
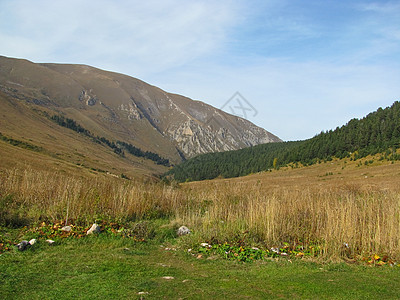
[1,0,399,140]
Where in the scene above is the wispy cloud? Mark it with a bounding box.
[360,1,400,13]
[0,0,241,75]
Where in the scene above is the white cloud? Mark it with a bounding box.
[0,0,241,75]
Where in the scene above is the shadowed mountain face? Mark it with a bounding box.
[0,55,281,165]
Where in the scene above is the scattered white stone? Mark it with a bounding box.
[187,248,192,252]
[61,225,72,232]
[182,279,190,283]
[177,226,191,236]
[162,276,174,280]
[251,247,260,251]
[200,242,209,247]
[46,239,55,245]
[138,292,149,295]
[270,247,280,253]
[86,223,101,235]
[17,240,29,251]
[28,239,37,246]
[280,252,288,256]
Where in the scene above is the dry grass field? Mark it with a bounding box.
[182,158,400,261]
[1,155,399,262]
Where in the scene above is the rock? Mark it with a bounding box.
[28,239,37,245]
[161,276,174,280]
[177,226,191,236]
[17,240,29,251]
[46,239,55,245]
[270,247,280,253]
[86,223,101,235]
[61,225,72,232]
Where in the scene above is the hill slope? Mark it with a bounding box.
[167,101,400,181]
[0,55,281,168]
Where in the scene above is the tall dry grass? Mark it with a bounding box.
[1,168,399,259]
[180,182,400,260]
[0,168,186,224]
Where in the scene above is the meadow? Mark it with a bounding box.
[1,157,400,262]
[1,158,400,298]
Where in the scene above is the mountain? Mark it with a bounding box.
[166,101,400,182]
[0,55,280,177]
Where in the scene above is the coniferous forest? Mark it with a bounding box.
[166,101,400,182]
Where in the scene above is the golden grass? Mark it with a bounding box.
[0,168,185,223]
[181,182,400,259]
[1,159,400,260]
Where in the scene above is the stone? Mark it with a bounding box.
[86,223,101,235]
[17,240,29,251]
[28,239,37,245]
[177,226,190,236]
[61,225,72,232]
[161,276,174,280]
[46,239,55,245]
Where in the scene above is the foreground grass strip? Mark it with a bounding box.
[1,236,399,299]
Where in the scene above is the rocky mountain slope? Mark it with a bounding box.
[0,55,280,174]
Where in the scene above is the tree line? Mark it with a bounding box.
[50,114,170,166]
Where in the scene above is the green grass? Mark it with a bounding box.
[1,233,399,299]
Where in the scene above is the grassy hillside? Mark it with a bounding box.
[0,91,169,179]
[167,101,400,182]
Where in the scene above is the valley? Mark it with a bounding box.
[1,55,399,298]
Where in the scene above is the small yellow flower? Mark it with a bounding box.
[374,254,380,260]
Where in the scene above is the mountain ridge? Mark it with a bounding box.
[0,55,280,177]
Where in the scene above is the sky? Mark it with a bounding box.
[0,0,399,141]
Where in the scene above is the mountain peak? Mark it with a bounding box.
[0,55,281,167]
